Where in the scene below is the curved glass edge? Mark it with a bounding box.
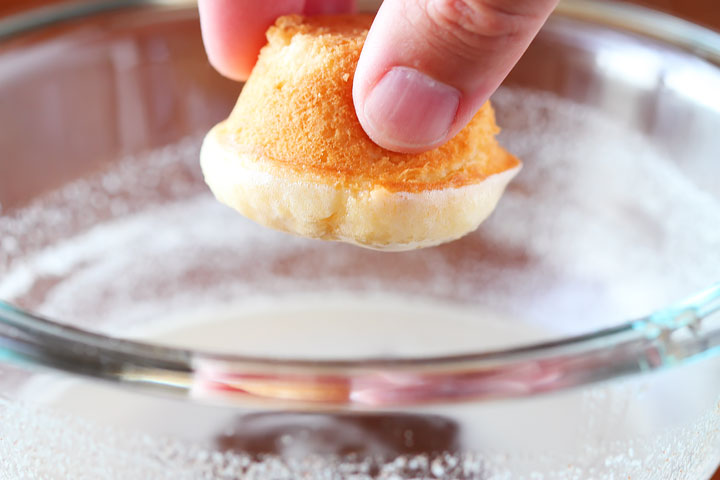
[0,0,718,406]
[556,0,720,64]
[1,0,719,62]
[0,0,196,42]
[1,283,718,407]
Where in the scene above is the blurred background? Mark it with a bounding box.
[1,0,719,30]
[0,0,718,478]
[626,0,718,30]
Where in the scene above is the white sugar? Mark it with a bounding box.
[1,88,719,480]
[1,89,719,340]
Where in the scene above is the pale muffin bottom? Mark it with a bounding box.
[201,123,521,251]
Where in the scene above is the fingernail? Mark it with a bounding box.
[362,66,460,150]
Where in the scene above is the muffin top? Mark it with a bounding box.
[218,14,519,193]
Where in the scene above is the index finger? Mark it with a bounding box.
[199,0,355,81]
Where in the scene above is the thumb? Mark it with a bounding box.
[353,0,557,153]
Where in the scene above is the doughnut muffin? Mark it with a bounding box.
[201,14,520,251]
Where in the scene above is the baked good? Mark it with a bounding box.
[200,14,520,250]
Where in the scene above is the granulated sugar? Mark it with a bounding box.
[1,88,718,339]
[1,88,720,480]
[490,88,720,327]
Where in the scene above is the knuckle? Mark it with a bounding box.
[424,0,525,49]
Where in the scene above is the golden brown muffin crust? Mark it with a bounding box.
[220,14,519,193]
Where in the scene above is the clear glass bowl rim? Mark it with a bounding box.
[0,0,719,408]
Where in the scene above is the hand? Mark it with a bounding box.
[198,0,557,153]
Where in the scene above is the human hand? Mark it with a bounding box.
[198,0,557,153]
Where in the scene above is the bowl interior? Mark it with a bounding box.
[0,4,718,360]
[1,4,720,480]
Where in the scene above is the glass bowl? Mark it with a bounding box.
[1,1,719,478]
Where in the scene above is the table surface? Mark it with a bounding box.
[0,0,719,478]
